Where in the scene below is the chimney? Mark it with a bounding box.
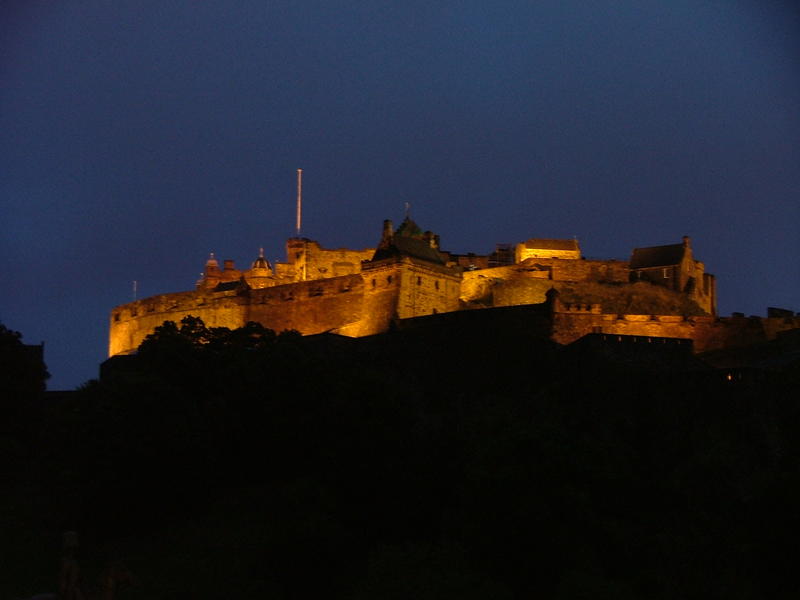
[381,220,394,246]
[682,236,691,248]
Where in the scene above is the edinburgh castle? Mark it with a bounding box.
[109,217,799,357]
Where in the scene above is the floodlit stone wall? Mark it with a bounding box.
[460,259,630,306]
[109,290,247,356]
[109,232,784,358]
[108,263,462,355]
[395,263,461,319]
[275,239,375,282]
[549,299,800,352]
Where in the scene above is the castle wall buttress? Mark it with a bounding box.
[336,265,401,337]
[109,291,247,356]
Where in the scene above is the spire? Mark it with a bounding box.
[199,252,222,290]
[251,247,271,270]
[296,168,303,237]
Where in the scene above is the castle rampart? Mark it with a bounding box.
[109,221,794,358]
[547,290,800,351]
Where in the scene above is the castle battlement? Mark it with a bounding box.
[109,219,797,357]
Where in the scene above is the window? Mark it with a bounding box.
[114,313,120,322]
[417,276,422,286]
[372,278,376,288]
[663,268,669,278]
[435,281,439,290]
[387,275,392,284]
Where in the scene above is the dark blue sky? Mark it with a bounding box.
[2,1,798,389]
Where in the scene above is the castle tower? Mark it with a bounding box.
[355,216,462,332]
[245,248,274,289]
[197,253,222,290]
[629,237,716,316]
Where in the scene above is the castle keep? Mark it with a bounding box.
[109,218,797,356]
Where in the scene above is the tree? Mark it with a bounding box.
[0,322,49,477]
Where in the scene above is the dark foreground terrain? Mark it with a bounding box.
[3,318,799,599]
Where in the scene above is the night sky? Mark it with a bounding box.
[2,1,798,389]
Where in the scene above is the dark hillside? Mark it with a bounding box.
[4,317,800,599]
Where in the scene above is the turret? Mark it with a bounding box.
[197,252,222,289]
[251,247,272,272]
[246,248,274,289]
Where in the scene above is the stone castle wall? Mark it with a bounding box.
[110,271,799,358]
[109,290,247,357]
[550,305,800,353]
[110,228,792,358]
[393,263,461,320]
[276,239,375,282]
[110,274,373,355]
[109,261,464,355]
[244,274,366,334]
[460,259,630,306]
[336,264,401,337]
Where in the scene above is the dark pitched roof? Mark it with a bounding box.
[523,238,579,251]
[372,235,447,264]
[214,280,247,292]
[395,217,424,239]
[629,244,686,269]
[371,217,448,265]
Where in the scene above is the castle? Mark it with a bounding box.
[109,218,798,356]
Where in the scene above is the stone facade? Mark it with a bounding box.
[110,217,462,354]
[274,239,375,282]
[629,236,716,316]
[515,238,581,262]
[109,222,795,358]
[546,290,800,352]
